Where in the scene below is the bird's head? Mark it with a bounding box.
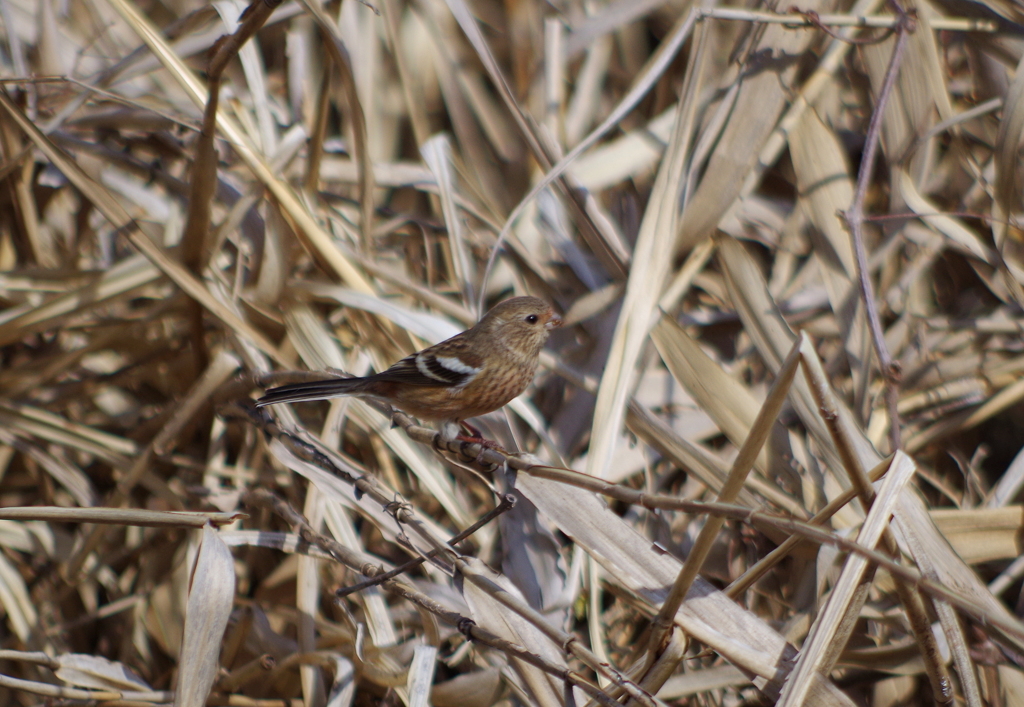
[476,296,562,357]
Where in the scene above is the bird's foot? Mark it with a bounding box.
[456,435,505,464]
[455,423,506,460]
[455,434,504,451]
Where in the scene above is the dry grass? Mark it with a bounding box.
[1,0,1023,705]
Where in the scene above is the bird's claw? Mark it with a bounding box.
[456,434,505,463]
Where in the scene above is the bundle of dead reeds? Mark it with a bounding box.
[0,0,1023,705]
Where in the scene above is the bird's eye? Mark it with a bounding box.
[525,314,539,324]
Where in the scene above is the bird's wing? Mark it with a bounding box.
[372,336,484,388]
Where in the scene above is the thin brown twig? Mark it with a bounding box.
[333,493,516,598]
[841,4,916,453]
[240,404,662,706]
[790,7,896,44]
[240,488,629,707]
[365,410,1024,647]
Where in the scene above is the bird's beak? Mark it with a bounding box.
[545,312,563,331]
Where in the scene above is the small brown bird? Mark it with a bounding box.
[257,296,562,442]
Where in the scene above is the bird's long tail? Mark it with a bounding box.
[256,377,368,406]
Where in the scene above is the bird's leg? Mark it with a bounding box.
[456,422,506,455]
[456,421,492,444]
